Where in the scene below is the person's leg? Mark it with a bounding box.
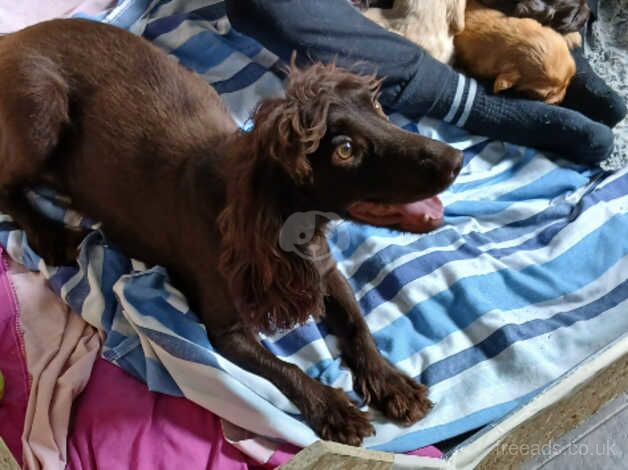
[560,0,626,127]
[226,0,613,164]
[561,49,626,127]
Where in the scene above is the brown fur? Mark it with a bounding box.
[0,19,463,445]
[361,0,467,64]
[455,0,577,103]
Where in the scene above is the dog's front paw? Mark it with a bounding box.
[356,367,432,426]
[309,387,375,446]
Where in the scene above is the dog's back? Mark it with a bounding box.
[0,20,236,273]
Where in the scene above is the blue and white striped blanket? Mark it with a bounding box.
[2,0,627,453]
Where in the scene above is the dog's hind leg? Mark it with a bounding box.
[0,52,85,265]
[0,188,86,266]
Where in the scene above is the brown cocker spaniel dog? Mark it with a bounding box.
[0,19,462,445]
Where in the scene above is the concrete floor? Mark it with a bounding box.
[521,392,628,469]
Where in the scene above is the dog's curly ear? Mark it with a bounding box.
[249,58,339,185]
[250,96,328,185]
[217,136,324,332]
[493,69,521,93]
[218,178,323,332]
[217,94,328,332]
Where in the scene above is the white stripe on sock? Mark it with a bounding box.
[456,78,477,127]
[443,74,466,123]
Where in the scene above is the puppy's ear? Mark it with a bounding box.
[493,69,521,93]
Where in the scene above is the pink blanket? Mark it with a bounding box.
[0,254,28,466]
[0,251,102,469]
[68,359,442,469]
[68,359,261,470]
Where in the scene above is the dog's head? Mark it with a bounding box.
[493,20,576,104]
[249,60,463,212]
[218,60,461,332]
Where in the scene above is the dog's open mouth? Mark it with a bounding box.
[348,196,444,233]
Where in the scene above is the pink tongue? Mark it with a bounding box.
[348,196,444,233]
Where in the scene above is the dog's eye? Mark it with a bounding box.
[334,141,353,160]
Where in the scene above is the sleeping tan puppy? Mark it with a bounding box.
[362,0,466,64]
[454,0,578,104]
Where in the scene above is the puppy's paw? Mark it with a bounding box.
[356,367,432,426]
[309,387,375,446]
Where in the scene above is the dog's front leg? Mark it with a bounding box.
[323,266,432,425]
[209,324,375,445]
